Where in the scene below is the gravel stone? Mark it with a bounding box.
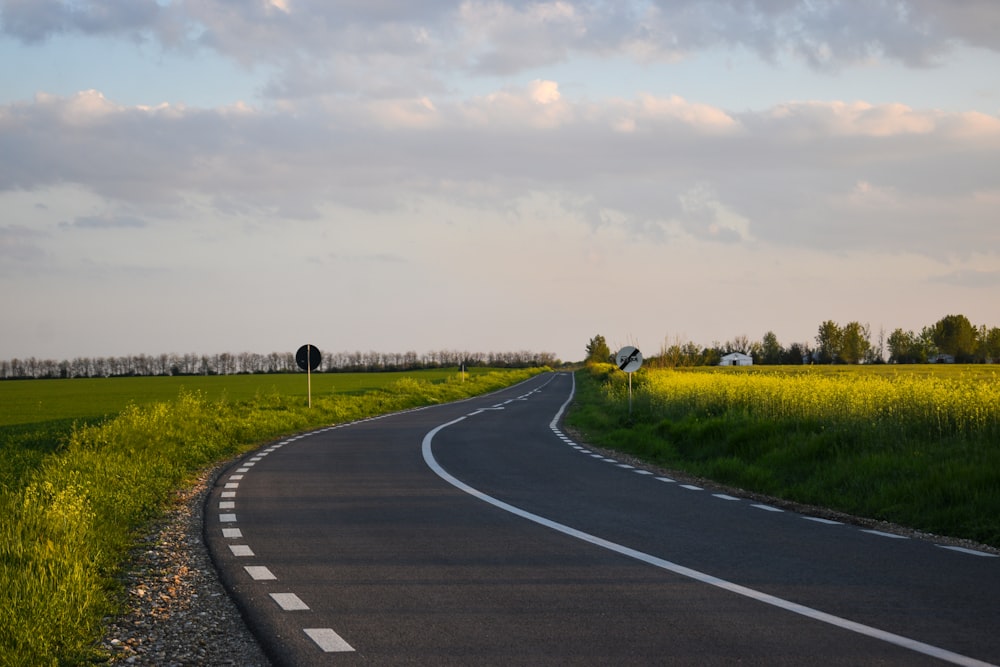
[101,466,271,666]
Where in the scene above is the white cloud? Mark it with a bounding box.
[2,88,998,260]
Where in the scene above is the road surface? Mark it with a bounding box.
[205,372,999,665]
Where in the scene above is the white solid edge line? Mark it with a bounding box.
[420,374,994,667]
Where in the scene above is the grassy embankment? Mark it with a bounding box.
[0,368,543,666]
[567,363,1000,548]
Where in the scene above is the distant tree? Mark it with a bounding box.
[725,335,752,354]
[585,334,612,365]
[760,331,783,365]
[840,321,871,364]
[782,342,808,365]
[979,326,1000,363]
[870,326,886,364]
[815,320,843,364]
[933,314,977,362]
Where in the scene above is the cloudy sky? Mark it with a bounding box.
[2,1,998,364]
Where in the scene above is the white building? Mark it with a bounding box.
[719,352,753,366]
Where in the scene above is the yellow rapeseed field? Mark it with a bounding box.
[639,367,1000,442]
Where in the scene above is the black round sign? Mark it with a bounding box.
[296,344,321,371]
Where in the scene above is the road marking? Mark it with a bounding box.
[219,501,235,509]
[862,530,908,540]
[713,494,740,501]
[304,628,355,653]
[245,566,276,581]
[229,545,254,557]
[270,593,309,610]
[804,517,843,525]
[219,513,237,522]
[222,528,242,538]
[680,484,703,491]
[225,482,239,489]
[423,398,996,667]
[617,464,635,469]
[655,476,675,483]
[937,545,998,558]
[221,491,236,498]
[236,467,250,473]
[752,503,783,512]
[229,474,244,480]
[634,470,654,476]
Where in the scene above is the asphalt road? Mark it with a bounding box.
[205,372,1000,666]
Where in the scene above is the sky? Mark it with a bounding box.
[1,0,999,364]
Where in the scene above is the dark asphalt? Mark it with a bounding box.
[205,372,1000,666]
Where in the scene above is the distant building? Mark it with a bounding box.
[719,352,753,366]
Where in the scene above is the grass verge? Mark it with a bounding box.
[0,368,543,666]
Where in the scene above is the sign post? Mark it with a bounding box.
[615,346,643,417]
[296,344,322,408]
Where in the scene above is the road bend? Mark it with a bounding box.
[205,372,999,666]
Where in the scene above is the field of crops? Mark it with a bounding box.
[568,364,1000,549]
[0,368,489,428]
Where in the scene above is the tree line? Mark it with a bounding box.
[0,348,560,380]
[586,313,1000,367]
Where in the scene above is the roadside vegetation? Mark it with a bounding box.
[567,363,1000,549]
[0,367,544,666]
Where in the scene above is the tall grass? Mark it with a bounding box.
[567,364,1000,548]
[0,368,543,666]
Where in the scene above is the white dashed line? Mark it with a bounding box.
[617,464,635,469]
[219,513,237,522]
[752,504,783,512]
[229,545,254,557]
[634,470,654,476]
[304,628,355,653]
[219,501,235,509]
[222,528,242,538]
[224,482,239,489]
[712,494,740,501]
[244,566,276,581]
[937,545,998,558]
[271,593,310,610]
[221,491,236,498]
[862,530,908,540]
[655,476,675,483]
[229,474,244,480]
[804,517,843,525]
[680,484,703,491]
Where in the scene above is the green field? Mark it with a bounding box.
[0,368,489,428]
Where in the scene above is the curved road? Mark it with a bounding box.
[205,372,999,666]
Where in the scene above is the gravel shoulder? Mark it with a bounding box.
[101,464,271,666]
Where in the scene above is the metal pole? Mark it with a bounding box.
[307,345,312,408]
[628,372,633,417]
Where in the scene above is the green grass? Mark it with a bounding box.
[0,368,544,666]
[0,369,491,490]
[0,368,494,428]
[566,364,1000,548]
